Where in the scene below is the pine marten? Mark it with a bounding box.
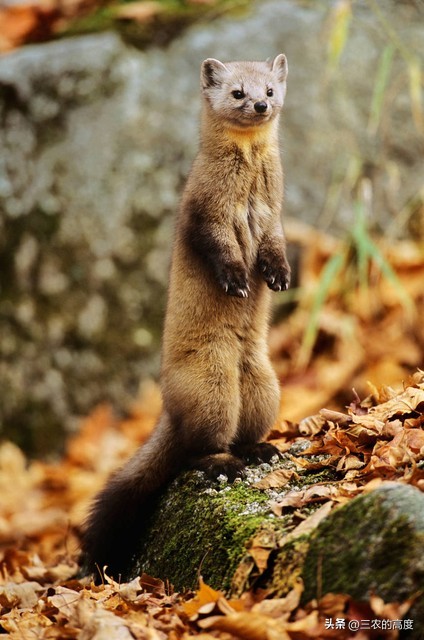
[81,54,291,580]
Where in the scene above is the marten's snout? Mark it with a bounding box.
[254,101,268,114]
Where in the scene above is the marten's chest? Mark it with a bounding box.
[230,151,279,265]
[230,183,272,269]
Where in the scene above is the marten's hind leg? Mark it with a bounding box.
[231,344,281,464]
[162,342,245,480]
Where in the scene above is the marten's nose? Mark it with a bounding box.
[254,101,268,113]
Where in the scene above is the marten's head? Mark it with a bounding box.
[200,55,288,129]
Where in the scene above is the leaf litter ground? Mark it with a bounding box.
[0,225,423,639]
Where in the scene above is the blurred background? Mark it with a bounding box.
[0,0,423,457]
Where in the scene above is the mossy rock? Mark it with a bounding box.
[130,469,424,632]
[302,482,424,633]
[131,466,294,593]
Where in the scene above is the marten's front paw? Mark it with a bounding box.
[258,255,291,292]
[218,263,250,298]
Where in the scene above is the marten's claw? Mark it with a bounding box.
[218,264,250,298]
[226,283,249,298]
[259,257,291,292]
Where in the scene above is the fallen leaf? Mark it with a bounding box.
[199,611,291,640]
[248,528,277,573]
[254,468,296,490]
[47,585,81,619]
[280,501,333,545]
[271,485,338,515]
[182,578,224,619]
[319,409,351,425]
[299,414,328,436]
[252,581,303,618]
[0,581,43,609]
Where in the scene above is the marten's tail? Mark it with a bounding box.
[81,412,180,581]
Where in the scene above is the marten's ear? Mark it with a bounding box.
[271,54,288,83]
[201,58,228,89]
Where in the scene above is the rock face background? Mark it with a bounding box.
[0,0,423,452]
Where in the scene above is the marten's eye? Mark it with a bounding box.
[232,90,245,100]
[267,88,274,97]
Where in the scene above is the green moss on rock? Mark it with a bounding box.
[131,470,284,591]
[127,466,424,637]
[302,482,424,629]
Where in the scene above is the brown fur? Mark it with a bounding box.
[81,55,290,580]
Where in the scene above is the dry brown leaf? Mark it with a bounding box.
[319,409,351,425]
[336,453,364,472]
[369,593,412,620]
[47,585,81,619]
[335,481,363,499]
[0,580,43,608]
[138,572,167,597]
[367,384,424,423]
[321,427,364,454]
[381,418,404,438]
[285,609,320,632]
[1,609,53,636]
[69,597,135,639]
[348,414,386,434]
[254,468,296,490]
[252,582,303,618]
[316,592,351,616]
[272,484,338,515]
[281,501,333,545]
[23,559,78,584]
[403,428,424,453]
[298,413,328,436]
[270,494,302,514]
[199,611,291,640]
[248,528,277,573]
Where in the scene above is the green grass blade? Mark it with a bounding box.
[368,44,395,136]
[361,236,415,315]
[297,252,345,369]
[351,200,371,291]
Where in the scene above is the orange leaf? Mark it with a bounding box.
[182,578,224,619]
